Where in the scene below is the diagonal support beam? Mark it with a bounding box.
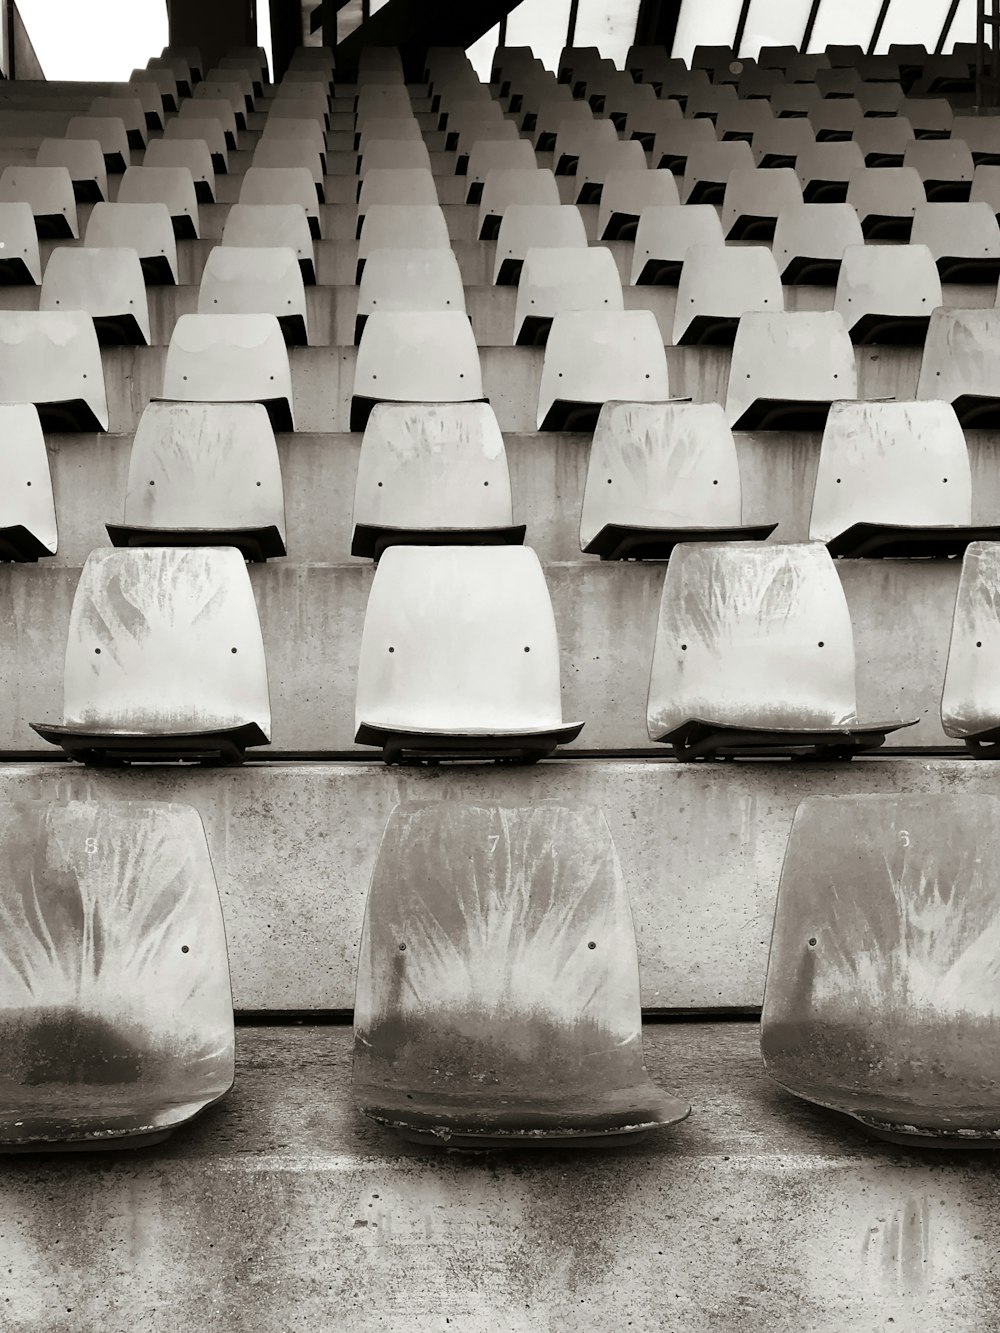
[323,0,523,78]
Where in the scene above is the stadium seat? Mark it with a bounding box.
[652,118,716,175]
[161,46,201,82]
[198,246,307,345]
[514,246,622,346]
[36,137,106,203]
[351,311,483,431]
[452,118,520,165]
[351,401,523,559]
[356,117,421,150]
[0,165,77,238]
[852,116,914,167]
[0,311,107,430]
[66,116,129,173]
[161,313,294,431]
[597,168,679,241]
[200,74,252,118]
[725,311,857,430]
[751,119,815,169]
[795,142,866,202]
[721,166,802,240]
[630,204,725,286]
[464,139,536,204]
[684,83,738,124]
[833,243,941,344]
[492,204,587,285]
[552,117,618,177]
[0,203,40,284]
[904,138,975,201]
[354,546,583,762]
[353,799,686,1144]
[952,115,1000,166]
[252,139,323,197]
[911,201,1000,283]
[163,116,229,173]
[613,79,661,138]
[855,82,905,117]
[181,96,238,146]
[761,791,1000,1143]
[117,164,198,240]
[356,248,465,342]
[579,400,776,560]
[771,202,864,285]
[646,543,915,760]
[809,99,864,145]
[32,547,271,764]
[40,246,150,346]
[143,137,215,203]
[814,66,860,97]
[357,204,451,281]
[681,140,754,204]
[357,139,431,182]
[270,92,329,128]
[573,139,647,204]
[148,54,193,99]
[942,542,1000,753]
[901,96,953,138]
[90,95,147,149]
[222,203,315,284]
[847,165,925,238]
[672,244,783,346]
[258,118,326,171]
[770,84,824,118]
[809,400,995,558]
[915,53,974,95]
[134,64,177,114]
[537,310,669,431]
[917,309,1000,426]
[532,96,591,152]
[715,99,775,145]
[84,201,178,285]
[477,167,559,240]
[356,84,412,122]
[624,97,682,152]
[239,167,320,238]
[106,401,285,561]
[0,403,56,560]
[357,168,438,233]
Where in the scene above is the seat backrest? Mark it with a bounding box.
[161,313,293,428]
[357,139,431,175]
[515,246,623,338]
[40,245,149,341]
[118,164,197,224]
[36,137,107,197]
[357,248,465,322]
[913,200,1000,261]
[357,204,451,261]
[90,95,145,138]
[238,167,318,230]
[478,167,560,225]
[0,311,107,430]
[357,167,438,215]
[357,117,421,148]
[552,116,618,163]
[221,203,313,268]
[942,541,1000,738]
[164,115,228,163]
[251,139,323,183]
[0,165,77,235]
[721,166,802,232]
[0,202,40,283]
[198,245,305,324]
[84,201,178,274]
[179,97,236,141]
[904,138,975,182]
[597,168,679,239]
[916,309,1000,412]
[795,141,865,190]
[66,116,130,167]
[847,166,926,219]
[537,310,670,428]
[833,241,942,328]
[354,311,483,406]
[682,139,755,201]
[0,402,56,552]
[772,202,865,275]
[465,138,536,188]
[630,204,725,284]
[725,311,858,428]
[672,244,783,343]
[144,138,215,194]
[646,542,860,738]
[852,116,914,163]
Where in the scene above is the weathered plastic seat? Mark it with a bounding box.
[0,311,107,430]
[40,246,150,346]
[84,201,178,285]
[161,313,294,431]
[852,116,914,167]
[477,167,559,240]
[552,118,618,177]
[612,80,661,138]
[652,118,716,175]
[834,243,941,345]
[681,140,754,204]
[595,168,676,242]
[180,96,238,146]
[750,119,815,169]
[855,82,905,117]
[356,85,412,122]
[808,99,863,145]
[725,311,857,430]
[914,53,974,95]
[672,244,783,347]
[90,95,147,149]
[715,100,775,145]
[901,97,953,139]
[463,139,535,205]
[451,118,519,164]
[0,202,40,284]
[355,248,465,342]
[355,546,583,762]
[911,201,1000,283]
[252,140,324,202]
[198,246,307,346]
[514,246,623,346]
[492,203,587,285]
[351,402,523,559]
[623,97,682,151]
[356,168,438,234]
[761,791,1000,1143]
[134,64,176,115]
[116,164,198,242]
[646,543,914,759]
[532,96,591,152]
[846,165,925,239]
[814,67,860,98]
[36,137,107,203]
[143,137,215,203]
[904,138,975,202]
[351,311,483,431]
[942,542,1000,752]
[630,204,725,286]
[537,310,669,431]
[148,54,193,99]
[917,309,1000,426]
[198,76,252,121]
[66,116,129,173]
[239,167,320,238]
[269,93,329,128]
[771,202,865,285]
[260,117,326,170]
[221,203,314,284]
[720,166,802,241]
[356,117,421,151]
[356,204,450,281]
[795,142,865,203]
[357,139,431,182]
[684,84,738,123]
[0,165,77,238]
[32,547,271,764]
[579,400,776,560]
[809,400,994,558]
[106,401,285,561]
[163,116,229,173]
[771,84,824,118]
[0,798,233,1149]
[952,116,1000,167]
[354,799,686,1145]
[0,403,56,560]
[570,140,645,206]
[158,48,199,85]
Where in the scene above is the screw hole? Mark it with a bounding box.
[181,945,190,954]
[818,641,824,647]
[388,646,394,653]
[398,942,406,951]
[587,941,597,950]
[808,937,817,947]
[94,648,101,655]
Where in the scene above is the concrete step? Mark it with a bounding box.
[4,1023,998,1331]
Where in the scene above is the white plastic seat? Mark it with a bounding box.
[646,543,914,759]
[40,246,149,346]
[917,308,1000,426]
[143,137,215,203]
[356,117,420,150]
[911,201,1000,283]
[552,117,618,177]
[161,313,294,431]
[356,168,438,233]
[685,84,738,122]
[134,64,177,114]
[163,116,229,173]
[579,401,776,560]
[355,247,465,342]
[354,546,582,761]
[0,403,56,560]
[597,168,679,241]
[351,401,523,559]
[0,311,107,430]
[834,242,941,345]
[357,139,431,179]
[903,138,975,201]
[532,96,591,152]
[750,119,815,169]
[351,311,483,431]
[715,100,775,145]
[900,97,953,139]
[90,95,146,149]
[252,139,324,201]
[357,204,451,281]
[771,202,864,285]
[537,310,669,431]
[846,166,926,239]
[852,116,914,167]
[84,202,178,285]
[464,139,536,204]
[117,164,199,241]
[720,166,802,241]
[795,142,866,203]
[201,72,252,116]
[260,117,327,170]
[36,137,106,203]
[623,93,681,150]
[477,167,559,240]
[32,547,270,764]
[652,119,717,175]
[356,85,412,122]
[149,54,193,98]
[771,84,824,118]
[492,204,587,285]
[943,542,1000,751]
[630,204,725,286]
[198,246,307,346]
[181,95,238,145]
[269,94,329,128]
[239,167,320,238]
[573,139,647,205]
[672,245,783,347]
[952,116,1000,166]
[808,98,863,145]
[66,116,129,173]
[681,140,754,205]
[106,401,285,561]
[725,311,858,430]
[0,202,40,284]
[0,165,77,238]
[222,203,315,284]
[514,247,623,346]
[809,399,991,558]
[451,118,520,161]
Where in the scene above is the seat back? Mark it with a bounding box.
[161,313,294,430]
[251,139,323,184]
[942,541,1000,738]
[597,168,679,240]
[630,204,725,284]
[833,242,942,335]
[84,202,178,281]
[357,167,438,216]
[238,167,318,233]
[515,246,623,343]
[357,204,451,263]
[118,165,198,231]
[36,137,107,199]
[164,116,228,166]
[537,310,670,429]
[0,202,41,283]
[672,244,783,344]
[66,116,130,170]
[493,204,587,282]
[725,311,858,428]
[198,246,306,334]
[143,138,215,198]
[0,165,78,237]
[0,311,108,430]
[0,403,56,553]
[40,245,150,345]
[913,201,1000,265]
[356,248,465,332]
[221,203,314,272]
[353,311,483,415]
[916,309,1000,421]
[771,203,865,281]
[358,139,431,175]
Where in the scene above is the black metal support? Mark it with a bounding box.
[801,0,822,53]
[978,0,1000,107]
[566,0,580,49]
[937,0,962,54]
[867,0,892,55]
[732,0,753,57]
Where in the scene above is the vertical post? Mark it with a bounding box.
[566,0,579,49]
